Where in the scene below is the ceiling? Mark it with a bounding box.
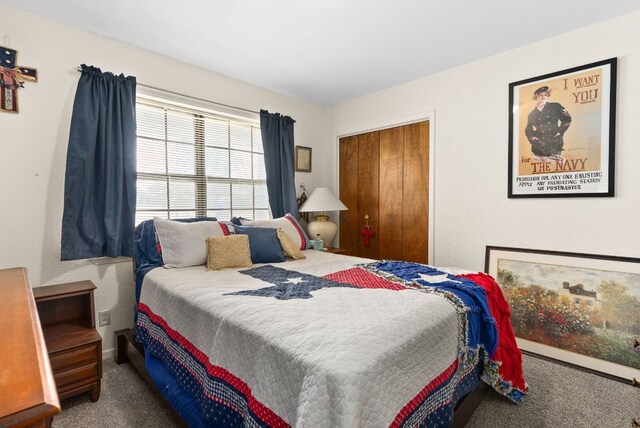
[3,1,640,106]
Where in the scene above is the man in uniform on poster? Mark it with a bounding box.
[525,85,572,161]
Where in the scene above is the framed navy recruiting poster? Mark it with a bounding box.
[508,58,617,198]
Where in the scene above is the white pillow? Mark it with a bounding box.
[240,213,311,250]
[153,217,233,268]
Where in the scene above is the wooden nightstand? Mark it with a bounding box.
[324,247,347,255]
[33,281,102,402]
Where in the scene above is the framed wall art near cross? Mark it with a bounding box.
[295,146,312,172]
[508,58,617,198]
[485,246,640,383]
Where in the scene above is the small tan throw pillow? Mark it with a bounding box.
[206,235,252,270]
[277,228,306,260]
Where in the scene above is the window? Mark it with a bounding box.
[135,97,269,225]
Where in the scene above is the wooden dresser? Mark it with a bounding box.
[0,267,61,428]
[33,281,102,402]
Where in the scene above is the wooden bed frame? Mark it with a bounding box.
[114,328,488,428]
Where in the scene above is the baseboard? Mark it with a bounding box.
[102,347,114,361]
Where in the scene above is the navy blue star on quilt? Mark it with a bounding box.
[225,265,358,300]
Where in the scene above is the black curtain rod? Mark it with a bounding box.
[76,66,259,115]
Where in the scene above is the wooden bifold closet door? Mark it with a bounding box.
[339,121,429,263]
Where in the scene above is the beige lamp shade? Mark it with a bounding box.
[299,187,347,246]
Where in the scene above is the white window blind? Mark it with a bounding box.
[135,97,269,225]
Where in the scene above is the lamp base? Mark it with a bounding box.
[307,216,337,247]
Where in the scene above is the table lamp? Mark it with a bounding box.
[299,187,348,248]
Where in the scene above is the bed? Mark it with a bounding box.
[116,217,527,427]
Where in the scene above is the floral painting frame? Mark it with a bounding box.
[485,246,640,383]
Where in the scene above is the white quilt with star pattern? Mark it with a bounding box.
[138,250,463,427]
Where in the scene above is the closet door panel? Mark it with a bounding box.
[378,126,404,260]
[357,132,379,259]
[339,136,359,255]
[402,121,429,263]
[339,120,429,262]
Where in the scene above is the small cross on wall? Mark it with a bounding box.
[0,46,38,113]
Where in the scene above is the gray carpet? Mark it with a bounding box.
[467,355,638,428]
[53,354,638,427]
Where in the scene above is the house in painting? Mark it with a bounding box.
[560,281,600,309]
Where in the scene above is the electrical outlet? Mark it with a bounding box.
[98,310,111,326]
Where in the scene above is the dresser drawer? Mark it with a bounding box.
[54,361,99,389]
[50,342,99,372]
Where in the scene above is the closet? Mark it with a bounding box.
[339,121,429,263]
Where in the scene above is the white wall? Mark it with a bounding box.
[3,4,640,358]
[330,11,640,271]
[0,5,329,357]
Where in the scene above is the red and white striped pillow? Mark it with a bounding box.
[240,214,311,250]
